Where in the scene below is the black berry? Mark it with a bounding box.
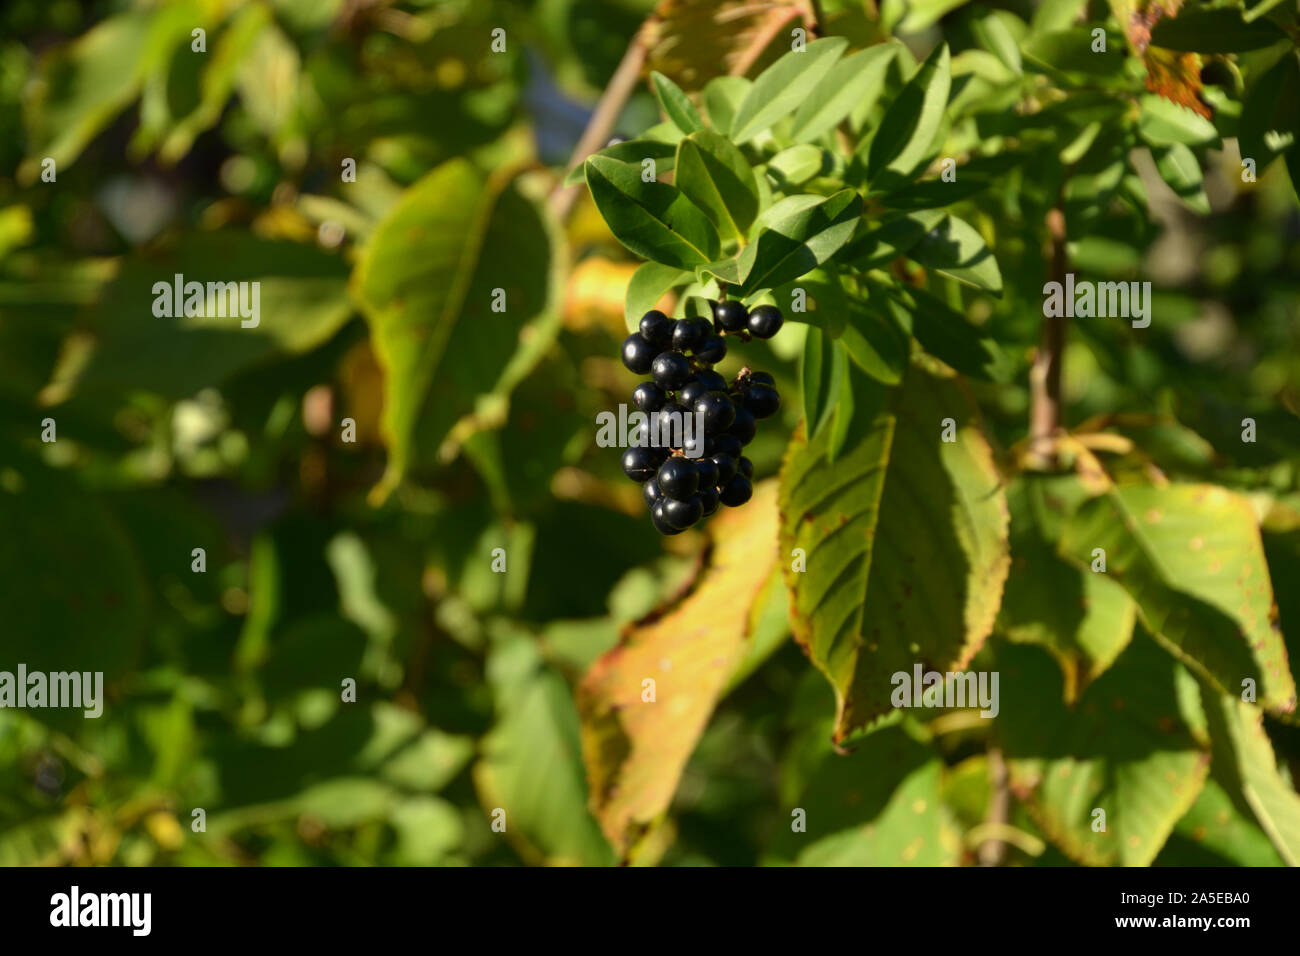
[656,457,699,500]
[694,391,736,435]
[694,456,719,489]
[699,486,720,518]
[651,350,692,390]
[737,456,754,480]
[747,304,784,339]
[694,335,727,364]
[633,381,666,412]
[652,499,685,535]
[622,333,657,374]
[672,316,711,353]
[643,479,664,509]
[742,384,780,419]
[728,406,757,445]
[718,474,753,507]
[712,299,748,332]
[622,446,660,482]
[679,380,710,408]
[662,494,703,530]
[707,433,744,460]
[747,371,776,387]
[640,310,675,347]
[695,370,728,393]
[711,453,737,485]
[656,401,689,449]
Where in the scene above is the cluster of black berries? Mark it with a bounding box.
[619,299,783,535]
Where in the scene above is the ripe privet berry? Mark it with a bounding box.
[672,316,711,353]
[694,391,736,435]
[742,384,780,419]
[694,335,727,364]
[707,433,744,460]
[640,310,675,347]
[656,457,699,500]
[651,350,692,390]
[622,446,660,482]
[657,401,689,449]
[699,486,720,518]
[711,453,737,485]
[712,299,748,332]
[746,371,775,387]
[728,406,757,445]
[747,304,784,339]
[678,380,710,408]
[651,499,685,535]
[695,370,728,393]
[718,474,753,507]
[622,333,657,374]
[663,494,703,530]
[737,456,754,480]
[643,480,664,509]
[694,456,719,490]
[633,381,667,412]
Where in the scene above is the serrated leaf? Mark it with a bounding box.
[1162,776,1285,866]
[779,362,1010,741]
[1059,483,1297,716]
[584,154,720,268]
[674,130,760,241]
[766,724,961,865]
[736,190,862,297]
[789,45,898,144]
[624,261,690,331]
[650,70,705,134]
[907,213,1002,294]
[999,637,1211,866]
[731,37,849,143]
[868,44,951,188]
[578,481,780,856]
[1202,692,1300,866]
[999,475,1137,701]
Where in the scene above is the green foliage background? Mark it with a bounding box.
[2,0,1299,867]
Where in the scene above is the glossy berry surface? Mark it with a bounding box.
[710,453,737,485]
[656,457,699,500]
[662,494,703,530]
[698,486,720,518]
[747,371,775,387]
[737,456,754,480]
[639,310,675,347]
[707,433,744,460]
[718,474,753,507]
[651,350,692,390]
[633,381,666,412]
[694,335,727,364]
[651,499,685,535]
[643,480,664,509]
[712,299,748,332]
[727,406,757,445]
[694,391,736,435]
[621,446,660,482]
[742,384,780,419]
[747,304,784,339]
[694,456,719,490]
[678,380,709,408]
[621,333,657,374]
[695,370,728,393]
[672,316,711,353]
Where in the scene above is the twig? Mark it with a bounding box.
[1027,205,1068,469]
[979,746,1010,865]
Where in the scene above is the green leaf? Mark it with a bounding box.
[789,45,898,144]
[1239,51,1300,170]
[352,160,560,502]
[650,70,705,134]
[702,75,751,136]
[799,325,832,435]
[998,637,1211,867]
[624,261,690,331]
[1149,7,1287,53]
[766,724,961,865]
[736,190,863,297]
[868,44,951,187]
[880,176,991,211]
[779,362,1010,741]
[764,145,828,188]
[845,209,946,268]
[562,140,676,186]
[1059,483,1298,716]
[51,232,352,400]
[1021,27,1126,78]
[1203,692,1300,866]
[840,313,908,386]
[999,475,1136,701]
[825,346,855,462]
[907,213,1002,294]
[674,130,760,242]
[476,638,616,866]
[1162,776,1285,866]
[879,284,1010,382]
[1137,95,1219,147]
[1152,144,1210,214]
[972,10,1023,75]
[731,37,849,143]
[584,155,720,268]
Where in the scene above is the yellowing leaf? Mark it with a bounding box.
[578,480,780,856]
